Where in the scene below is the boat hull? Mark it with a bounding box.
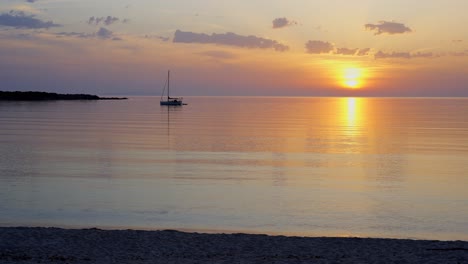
[160,100,183,106]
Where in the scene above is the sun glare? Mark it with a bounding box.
[342,67,365,89]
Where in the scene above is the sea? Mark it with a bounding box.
[1,96,467,241]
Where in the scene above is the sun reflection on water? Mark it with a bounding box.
[335,97,368,155]
[347,98,357,126]
[342,97,363,137]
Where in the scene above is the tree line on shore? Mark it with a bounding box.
[0,91,127,101]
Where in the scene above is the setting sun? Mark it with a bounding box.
[342,67,364,89]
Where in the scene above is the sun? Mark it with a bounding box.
[342,67,365,89]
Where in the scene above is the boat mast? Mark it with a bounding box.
[167,70,170,100]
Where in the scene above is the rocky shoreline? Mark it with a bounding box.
[0,91,127,101]
[0,227,467,263]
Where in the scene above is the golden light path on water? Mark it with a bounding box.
[342,97,363,138]
[347,97,357,126]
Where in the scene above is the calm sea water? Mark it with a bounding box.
[1,97,467,240]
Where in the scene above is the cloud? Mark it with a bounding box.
[87,16,125,26]
[335,47,358,55]
[95,27,121,40]
[272,17,297,29]
[365,21,412,35]
[334,47,370,56]
[144,35,169,41]
[306,42,370,56]
[450,50,468,57]
[452,39,463,43]
[26,0,37,2]
[412,52,433,58]
[56,31,89,38]
[0,10,61,29]
[96,27,113,38]
[305,40,334,54]
[305,40,370,56]
[173,30,289,52]
[357,48,371,56]
[56,27,121,40]
[374,50,433,59]
[375,51,410,59]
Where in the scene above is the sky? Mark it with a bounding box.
[0,0,467,96]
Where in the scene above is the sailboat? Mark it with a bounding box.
[160,70,184,106]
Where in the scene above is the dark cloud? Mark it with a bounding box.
[272,17,297,29]
[0,10,61,29]
[26,0,37,2]
[173,30,289,52]
[87,16,124,26]
[365,21,412,35]
[96,27,113,38]
[305,40,334,54]
[452,39,463,43]
[375,50,433,59]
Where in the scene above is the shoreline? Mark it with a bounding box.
[2,222,463,242]
[0,91,127,101]
[1,227,467,263]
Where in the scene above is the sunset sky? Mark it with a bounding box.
[1,0,467,96]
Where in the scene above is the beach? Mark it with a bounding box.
[1,227,467,263]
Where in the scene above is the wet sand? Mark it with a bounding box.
[1,227,467,263]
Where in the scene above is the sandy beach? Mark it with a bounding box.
[0,227,467,263]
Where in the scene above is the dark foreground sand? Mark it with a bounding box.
[1,227,467,263]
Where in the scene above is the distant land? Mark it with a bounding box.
[0,91,127,101]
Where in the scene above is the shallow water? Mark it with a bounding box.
[1,97,467,240]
